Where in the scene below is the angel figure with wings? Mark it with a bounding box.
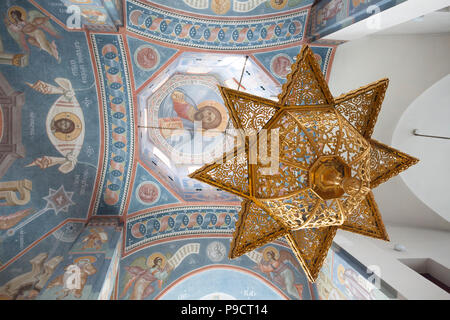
[120,253,174,300]
[4,6,61,62]
[256,246,304,300]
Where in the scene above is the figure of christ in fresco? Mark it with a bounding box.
[155,88,229,161]
[25,78,86,174]
[4,6,61,62]
[257,247,304,300]
[159,90,225,139]
[121,255,173,300]
[52,118,76,135]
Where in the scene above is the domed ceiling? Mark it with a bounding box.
[0,0,402,301]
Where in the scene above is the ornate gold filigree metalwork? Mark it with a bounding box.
[369,138,419,188]
[230,200,288,258]
[287,226,338,282]
[335,78,389,139]
[189,45,419,282]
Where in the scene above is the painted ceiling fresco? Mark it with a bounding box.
[139,0,314,17]
[0,0,397,300]
[308,0,407,41]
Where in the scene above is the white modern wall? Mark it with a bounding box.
[327,24,450,299]
[328,32,450,230]
[334,226,450,299]
[392,75,450,223]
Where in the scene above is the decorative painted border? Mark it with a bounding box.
[141,0,314,20]
[125,205,242,251]
[319,45,333,80]
[126,0,308,50]
[90,34,135,216]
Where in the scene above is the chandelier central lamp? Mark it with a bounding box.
[189,45,418,282]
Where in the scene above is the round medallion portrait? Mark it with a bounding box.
[314,53,323,68]
[206,241,227,262]
[50,112,83,141]
[136,181,161,205]
[270,53,293,78]
[134,45,160,71]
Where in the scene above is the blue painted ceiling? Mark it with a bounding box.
[0,0,336,293]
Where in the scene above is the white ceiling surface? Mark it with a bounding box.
[376,10,450,35]
[323,0,450,41]
[392,75,450,223]
[328,33,450,231]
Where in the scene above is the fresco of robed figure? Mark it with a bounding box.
[4,6,61,62]
[155,84,229,161]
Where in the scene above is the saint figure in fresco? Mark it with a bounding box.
[121,254,173,300]
[47,256,97,300]
[338,265,377,300]
[81,228,108,250]
[120,245,198,300]
[257,247,304,300]
[4,6,61,62]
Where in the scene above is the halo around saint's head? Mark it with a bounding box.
[147,252,166,268]
[8,6,27,23]
[262,246,280,261]
[74,256,97,264]
[197,100,229,138]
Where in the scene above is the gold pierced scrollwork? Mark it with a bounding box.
[335,79,389,138]
[219,86,279,133]
[229,200,287,259]
[192,147,251,198]
[189,45,419,282]
[369,138,419,189]
[287,226,338,282]
[278,46,334,106]
[340,191,389,240]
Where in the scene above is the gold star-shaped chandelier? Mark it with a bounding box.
[189,45,418,282]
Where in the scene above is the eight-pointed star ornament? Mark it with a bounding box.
[189,45,419,282]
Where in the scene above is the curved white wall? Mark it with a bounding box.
[392,75,450,222]
[329,33,450,230]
